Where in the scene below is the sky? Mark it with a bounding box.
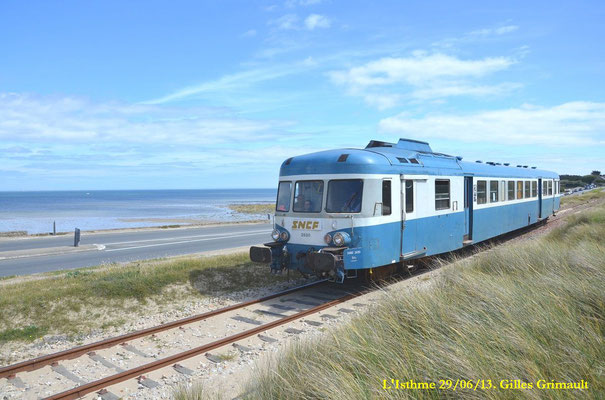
[1,0,604,190]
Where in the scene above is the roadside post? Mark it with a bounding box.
[74,228,81,247]
[53,221,56,235]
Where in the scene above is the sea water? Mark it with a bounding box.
[0,189,276,234]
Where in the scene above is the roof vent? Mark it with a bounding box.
[517,165,522,168]
[476,160,483,163]
[396,138,433,153]
[456,156,463,161]
[396,157,409,163]
[337,154,349,162]
[523,165,528,168]
[495,163,502,166]
[487,161,495,165]
[504,163,510,166]
[366,140,395,148]
[531,166,537,169]
[284,157,293,165]
[409,158,419,164]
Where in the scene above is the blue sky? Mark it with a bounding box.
[1,0,604,190]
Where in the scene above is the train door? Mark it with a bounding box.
[400,177,417,257]
[551,180,557,212]
[538,178,543,219]
[464,176,473,243]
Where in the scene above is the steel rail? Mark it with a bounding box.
[0,279,327,379]
[44,289,363,400]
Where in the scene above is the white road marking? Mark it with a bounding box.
[100,229,269,246]
[104,231,268,252]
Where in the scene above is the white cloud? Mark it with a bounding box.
[304,14,330,30]
[0,93,293,146]
[145,65,299,104]
[411,82,522,100]
[145,59,321,105]
[379,102,605,147]
[242,29,257,37]
[270,14,299,30]
[331,53,513,87]
[470,25,519,37]
[285,0,323,7]
[363,94,401,111]
[329,52,516,108]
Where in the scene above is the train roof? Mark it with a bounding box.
[279,138,559,179]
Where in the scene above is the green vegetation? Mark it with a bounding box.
[0,253,289,343]
[560,172,605,189]
[241,204,605,399]
[560,188,605,207]
[0,325,48,343]
[214,351,238,362]
[174,383,222,400]
[228,203,274,215]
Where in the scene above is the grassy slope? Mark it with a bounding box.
[0,253,289,344]
[244,203,605,399]
[560,188,605,207]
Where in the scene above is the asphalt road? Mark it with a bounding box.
[0,223,272,277]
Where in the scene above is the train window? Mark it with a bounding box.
[435,180,450,210]
[548,180,553,196]
[524,181,530,198]
[507,181,515,201]
[326,179,363,213]
[382,180,391,215]
[500,180,506,201]
[489,180,499,202]
[276,181,292,212]
[517,181,523,199]
[531,181,537,197]
[556,181,560,194]
[477,180,487,204]
[293,180,324,213]
[405,180,414,213]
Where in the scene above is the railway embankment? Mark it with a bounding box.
[0,252,309,366]
[236,195,605,399]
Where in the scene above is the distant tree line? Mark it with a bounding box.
[560,170,604,189]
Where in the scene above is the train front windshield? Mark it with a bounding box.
[293,181,324,212]
[326,179,363,213]
[276,181,292,211]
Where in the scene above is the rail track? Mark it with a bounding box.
[0,280,327,380]
[45,291,363,400]
[0,279,370,399]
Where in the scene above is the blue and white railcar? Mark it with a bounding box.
[250,139,561,282]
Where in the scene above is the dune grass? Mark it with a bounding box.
[239,204,605,399]
[0,253,289,345]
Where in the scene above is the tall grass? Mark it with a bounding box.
[243,205,605,399]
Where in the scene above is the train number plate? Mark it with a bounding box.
[344,248,363,267]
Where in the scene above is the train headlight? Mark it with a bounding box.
[324,233,332,245]
[271,229,280,241]
[333,232,351,247]
[279,230,290,242]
